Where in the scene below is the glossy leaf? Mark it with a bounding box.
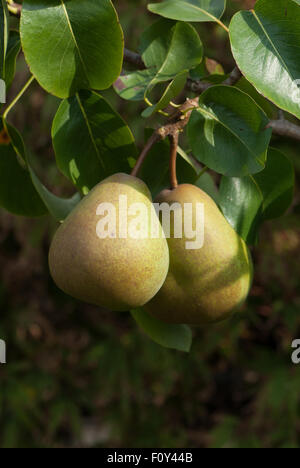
[219,148,295,243]
[187,85,272,176]
[140,19,202,88]
[131,309,192,352]
[0,121,81,220]
[177,146,219,203]
[235,77,276,120]
[29,168,81,222]
[142,71,188,117]
[52,90,137,194]
[114,69,154,101]
[115,20,202,102]
[0,122,47,217]
[148,0,226,23]
[20,0,124,98]
[5,30,21,89]
[219,175,263,244]
[229,0,300,119]
[254,148,294,220]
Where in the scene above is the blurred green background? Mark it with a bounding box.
[0,0,300,448]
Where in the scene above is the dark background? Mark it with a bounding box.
[0,0,300,448]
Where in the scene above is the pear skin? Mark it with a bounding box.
[144,184,252,324]
[49,173,169,311]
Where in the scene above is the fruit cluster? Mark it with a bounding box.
[49,173,252,325]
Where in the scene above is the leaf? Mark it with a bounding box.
[142,71,188,117]
[0,122,47,217]
[5,30,21,89]
[195,171,219,204]
[235,77,276,120]
[229,0,300,120]
[0,121,81,220]
[187,85,272,176]
[148,0,226,23]
[29,168,81,222]
[52,90,137,194]
[115,20,202,102]
[253,147,294,220]
[219,148,295,242]
[219,175,263,244]
[20,0,124,98]
[140,19,202,89]
[114,69,154,101]
[177,145,219,203]
[0,0,9,79]
[131,309,192,352]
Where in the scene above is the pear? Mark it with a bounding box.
[144,184,252,324]
[49,173,169,311]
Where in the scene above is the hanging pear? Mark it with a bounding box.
[144,184,252,324]
[49,173,169,311]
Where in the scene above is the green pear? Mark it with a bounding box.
[144,184,252,324]
[49,173,169,311]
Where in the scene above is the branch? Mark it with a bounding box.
[131,132,160,177]
[222,66,242,86]
[169,132,179,189]
[130,98,199,177]
[123,48,146,70]
[185,66,242,94]
[185,79,211,94]
[267,119,300,141]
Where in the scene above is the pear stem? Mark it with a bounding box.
[169,132,179,190]
[131,132,161,177]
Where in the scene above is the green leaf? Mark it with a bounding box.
[219,175,263,244]
[131,309,192,352]
[142,71,188,117]
[253,147,294,220]
[187,85,272,176]
[148,0,226,23]
[229,0,300,120]
[29,168,81,222]
[195,171,219,204]
[20,0,124,98]
[0,0,9,79]
[0,121,81,220]
[4,30,21,89]
[114,69,154,101]
[0,122,47,217]
[140,19,202,88]
[177,145,219,203]
[235,77,276,120]
[52,90,137,194]
[115,20,202,102]
[219,148,295,242]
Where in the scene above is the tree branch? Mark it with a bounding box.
[123,48,146,70]
[267,119,300,141]
[131,132,160,177]
[222,66,242,86]
[130,98,199,177]
[169,132,179,189]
